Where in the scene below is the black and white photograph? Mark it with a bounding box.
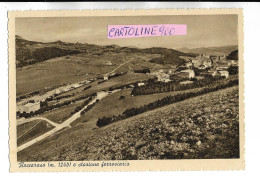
[8,9,244,171]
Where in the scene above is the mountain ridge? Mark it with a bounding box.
[176,45,238,56]
[15,35,193,68]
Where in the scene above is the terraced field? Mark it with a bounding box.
[17,86,239,161]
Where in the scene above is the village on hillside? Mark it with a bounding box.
[16,51,238,115]
[140,53,238,86]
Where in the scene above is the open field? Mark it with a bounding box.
[17,120,41,137]
[17,86,239,161]
[72,87,203,126]
[55,72,153,102]
[44,99,86,124]
[17,120,54,147]
[16,52,161,96]
[17,55,89,96]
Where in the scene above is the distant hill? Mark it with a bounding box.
[15,35,81,68]
[177,45,238,56]
[15,36,192,68]
[142,47,196,66]
[226,50,238,60]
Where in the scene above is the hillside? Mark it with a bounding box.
[177,45,238,56]
[226,50,238,60]
[15,35,82,68]
[15,36,192,68]
[17,86,239,161]
[144,47,196,65]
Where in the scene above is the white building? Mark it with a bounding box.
[138,82,145,87]
[212,71,221,77]
[186,62,193,68]
[180,80,194,85]
[181,69,195,79]
[157,72,171,82]
[105,61,112,65]
[151,70,171,82]
[104,75,108,80]
[21,102,40,113]
[219,70,229,78]
[55,89,61,94]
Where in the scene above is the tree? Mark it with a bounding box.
[228,66,238,75]
[226,50,238,60]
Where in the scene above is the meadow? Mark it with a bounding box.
[16,51,161,97]
[44,99,86,124]
[17,86,239,161]
[17,120,54,147]
[71,87,203,126]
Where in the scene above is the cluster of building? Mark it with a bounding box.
[187,54,237,79]
[149,68,195,84]
[150,69,171,82]
[17,80,91,114]
[149,53,237,84]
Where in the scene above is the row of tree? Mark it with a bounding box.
[17,92,97,118]
[80,99,99,116]
[96,78,238,127]
[16,90,40,102]
[83,85,91,91]
[108,72,127,79]
[133,68,150,74]
[131,75,223,96]
[16,47,80,68]
[70,97,95,115]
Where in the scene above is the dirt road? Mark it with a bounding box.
[17,91,113,152]
[104,60,131,77]
[17,117,59,127]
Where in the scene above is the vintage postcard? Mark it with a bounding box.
[9,9,244,172]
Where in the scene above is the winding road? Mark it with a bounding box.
[17,60,128,152]
[17,117,59,127]
[17,90,118,152]
[103,60,131,77]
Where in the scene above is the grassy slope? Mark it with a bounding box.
[71,87,203,126]
[16,36,187,96]
[17,56,90,96]
[16,53,156,96]
[44,99,86,124]
[17,120,54,147]
[55,72,152,102]
[18,86,239,161]
[17,120,41,137]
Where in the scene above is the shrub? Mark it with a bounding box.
[119,96,125,100]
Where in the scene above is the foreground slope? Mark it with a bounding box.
[18,86,239,161]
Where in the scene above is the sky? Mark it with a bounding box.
[15,15,238,49]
